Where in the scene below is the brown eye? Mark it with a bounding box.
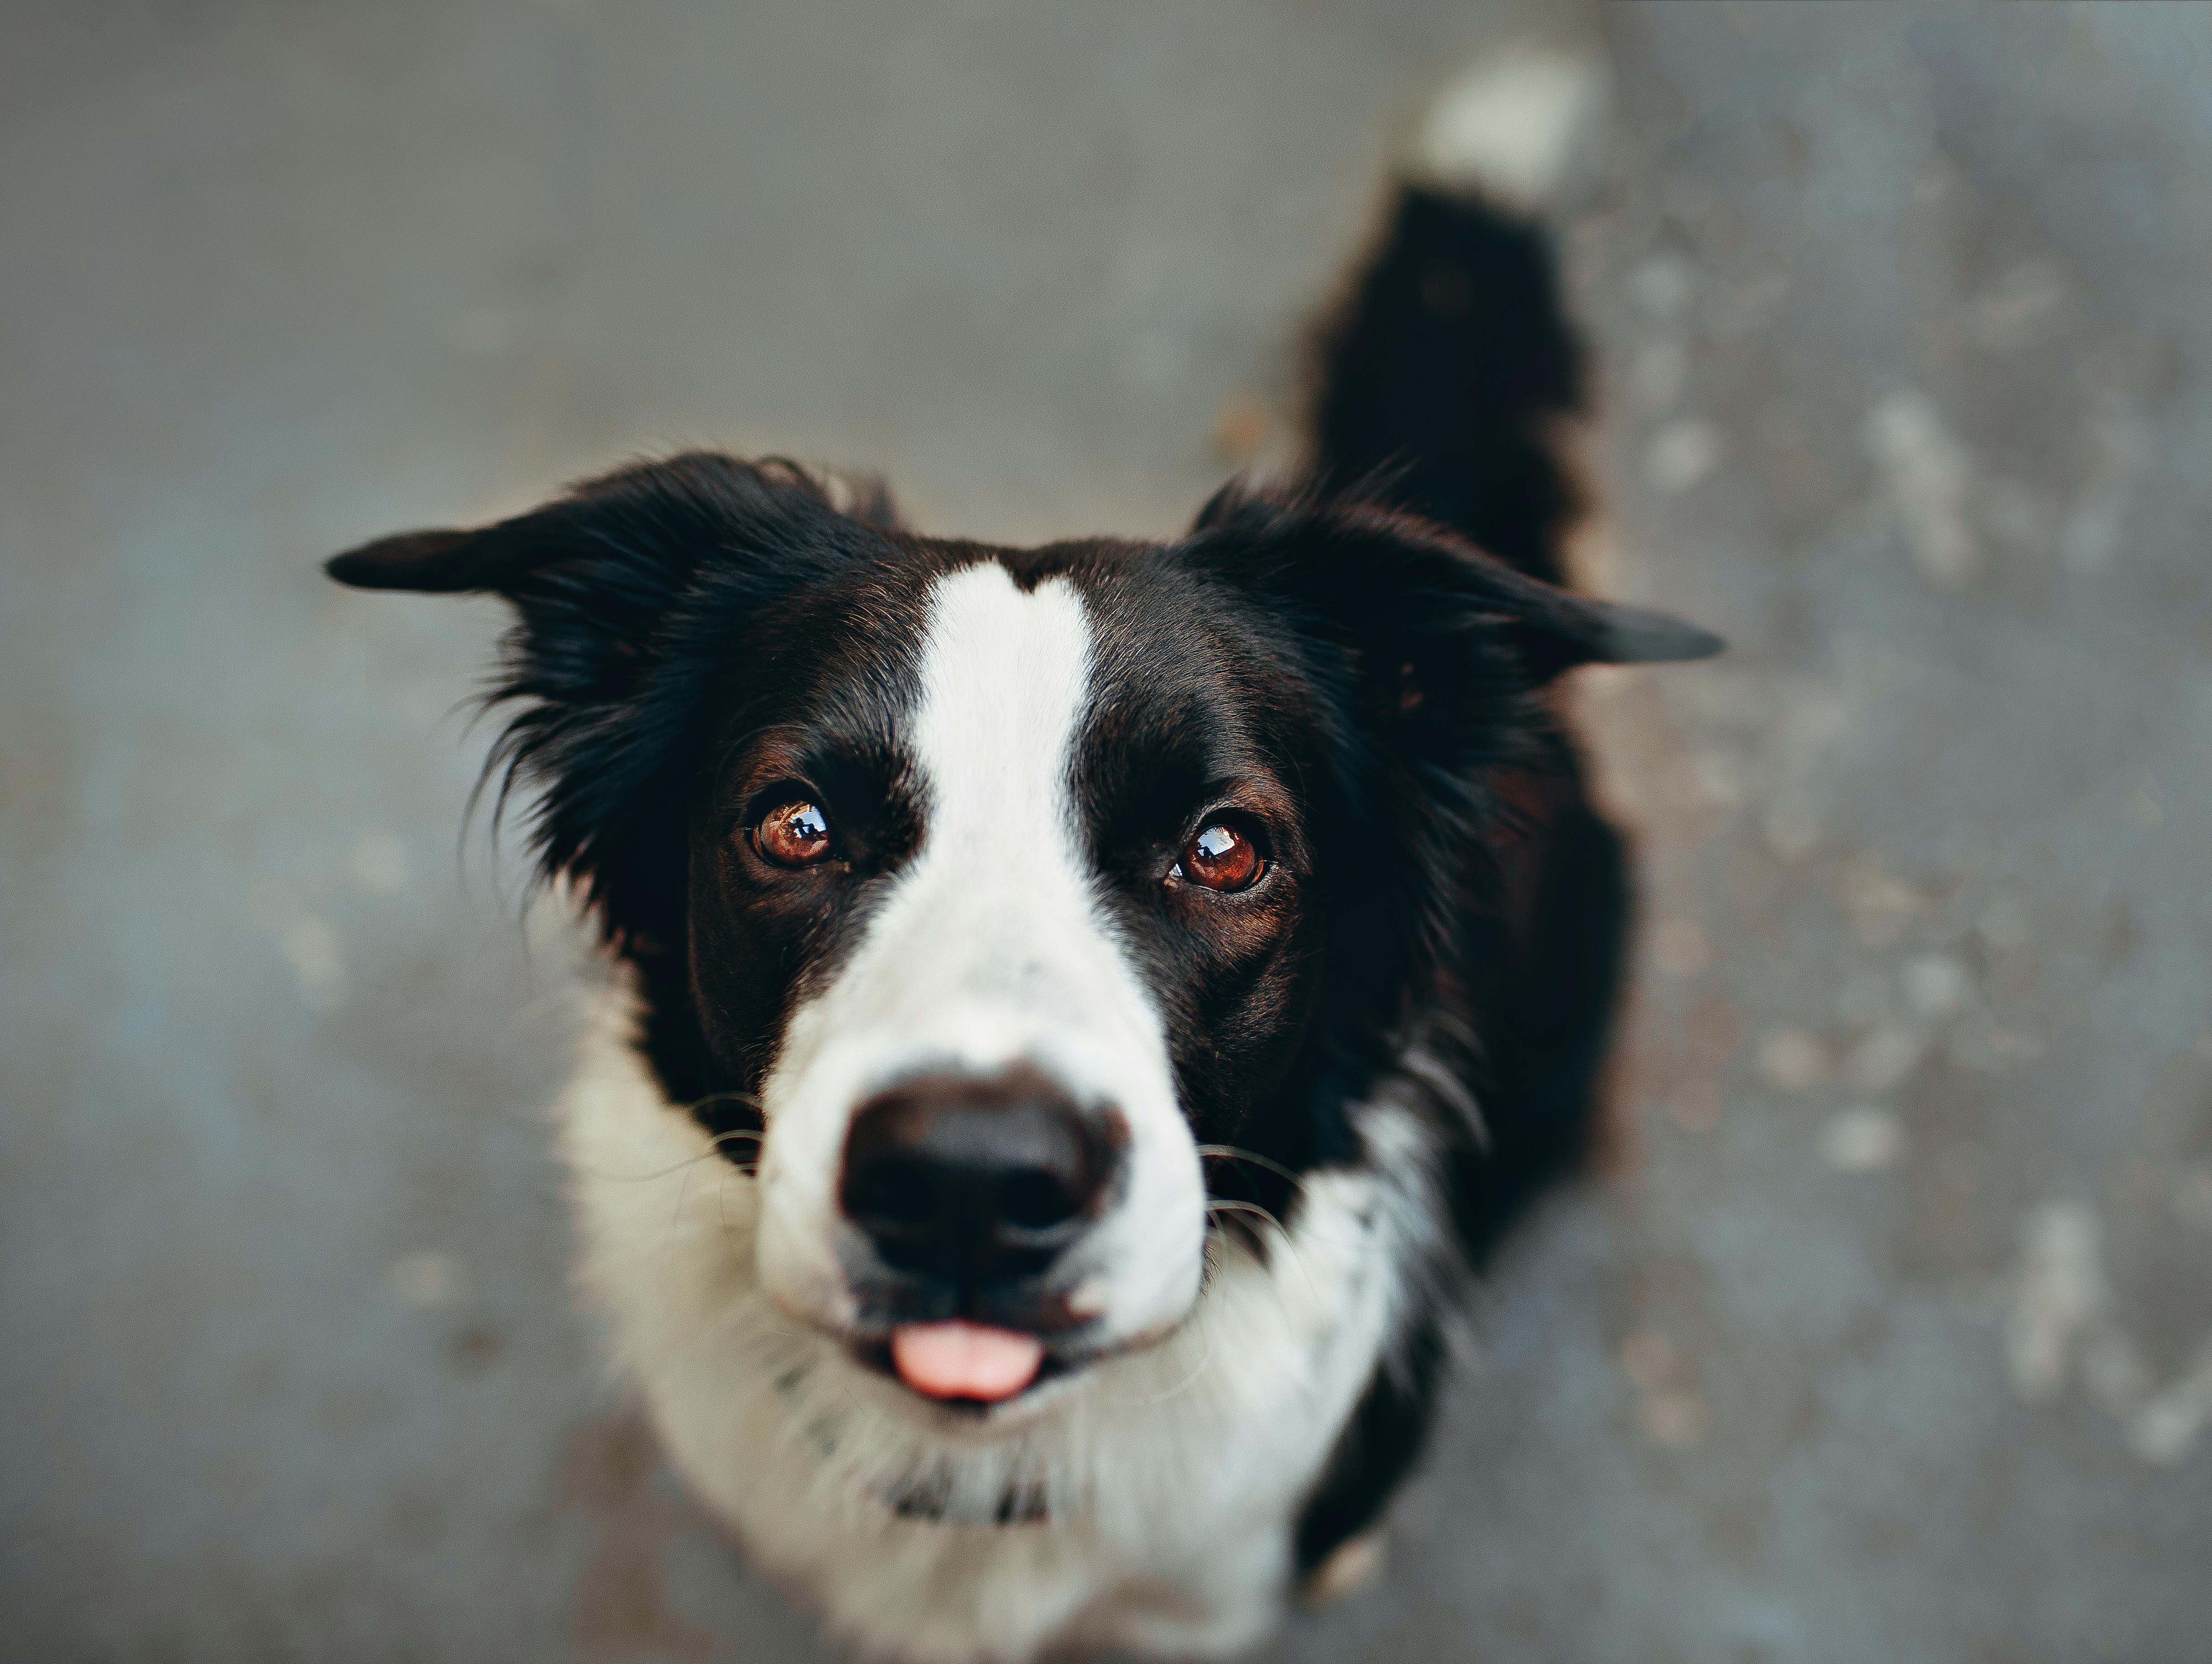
[753,799,833,867]
[1175,822,1264,893]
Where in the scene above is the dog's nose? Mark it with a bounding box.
[840,1069,1122,1287]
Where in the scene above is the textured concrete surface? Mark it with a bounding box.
[4,5,2210,1660]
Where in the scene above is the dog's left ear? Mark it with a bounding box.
[1190,490,1719,750]
[1341,504,1724,683]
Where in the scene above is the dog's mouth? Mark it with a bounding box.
[850,1322,1077,1412]
[891,1321,1045,1400]
[807,1238,1206,1417]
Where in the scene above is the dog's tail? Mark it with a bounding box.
[1304,40,1608,591]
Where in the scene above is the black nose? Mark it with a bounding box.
[839,1068,1123,1287]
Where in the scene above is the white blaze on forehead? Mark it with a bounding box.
[755,561,1204,1338]
[801,560,1159,1073]
[913,562,1094,908]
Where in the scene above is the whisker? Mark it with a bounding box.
[1096,1238,1221,1410]
[678,1087,766,1113]
[661,1147,698,1277]
[1203,1154,1377,1253]
[715,1158,748,1248]
[1195,1144,1309,1195]
[1137,1325,1217,1405]
[577,1130,763,1185]
[1206,1201,1321,1306]
[1132,1264,1220,1406]
[1205,1198,1287,1233]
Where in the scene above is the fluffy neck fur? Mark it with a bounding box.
[557,965,1445,1664]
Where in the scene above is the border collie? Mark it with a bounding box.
[327,48,1717,1664]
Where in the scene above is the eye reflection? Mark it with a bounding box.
[754,799,834,867]
[1175,822,1264,893]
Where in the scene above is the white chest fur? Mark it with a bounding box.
[555,977,1429,1663]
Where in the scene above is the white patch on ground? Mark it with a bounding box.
[1822,1107,1905,1173]
[1863,390,1979,591]
[352,831,408,893]
[2062,493,2127,577]
[1836,854,1926,950]
[1964,260,2067,354]
[253,884,347,1010]
[1646,419,1724,494]
[2082,1328,2154,1420]
[1637,1390,1710,1448]
[282,915,344,1009]
[1410,42,1608,210]
[1756,1028,1830,1093]
[1900,953,1969,1021]
[2128,1337,2212,1466]
[2061,394,2150,577]
[1618,1329,1707,1448]
[2005,1201,2104,1402]
[1845,1024,1926,1095]
[1995,1201,2212,1465]
[1626,254,1696,321]
[388,1250,466,1310]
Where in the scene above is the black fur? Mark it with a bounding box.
[325,182,1716,1588]
[1282,187,1654,1575]
[1294,1311,1447,1573]
[1309,183,1585,587]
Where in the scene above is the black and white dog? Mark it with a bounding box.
[329,53,1716,1664]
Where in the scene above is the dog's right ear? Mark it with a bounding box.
[326,452,879,937]
[326,450,867,599]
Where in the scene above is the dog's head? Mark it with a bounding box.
[330,454,1716,1411]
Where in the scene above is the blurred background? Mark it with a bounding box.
[4,3,2210,1659]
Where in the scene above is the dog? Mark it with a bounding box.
[327,48,1717,1664]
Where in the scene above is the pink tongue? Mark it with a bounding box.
[890,1322,1045,1402]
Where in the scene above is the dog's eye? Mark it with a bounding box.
[754,799,834,867]
[1173,822,1264,893]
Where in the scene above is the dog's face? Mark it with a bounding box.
[706,553,1322,1390]
[329,455,1715,1412]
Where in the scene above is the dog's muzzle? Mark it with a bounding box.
[836,1066,1127,1402]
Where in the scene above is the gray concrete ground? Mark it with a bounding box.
[4,4,2209,1660]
